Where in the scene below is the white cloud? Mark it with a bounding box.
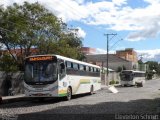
[144,0,160,4]
[112,0,127,6]
[76,27,86,38]
[41,0,88,22]
[95,48,115,54]
[96,48,107,54]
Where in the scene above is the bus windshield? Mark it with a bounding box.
[120,71,133,81]
[24,61,57,84]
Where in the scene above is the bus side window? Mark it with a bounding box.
[79,64,84,71]
[66,61,72,69]
[59,60,66,80]
[88,67,91,72]
[86,66,89,71]
[73,63,78,70]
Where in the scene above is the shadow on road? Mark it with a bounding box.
[0,93,92,108]
[15,98,160,120]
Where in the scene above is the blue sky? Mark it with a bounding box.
[1,0,160,62]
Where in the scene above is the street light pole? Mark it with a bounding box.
[104,33,117,85]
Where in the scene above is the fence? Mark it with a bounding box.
[101,72,120,85]
[0,71,24,96]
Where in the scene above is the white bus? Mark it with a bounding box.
[120,70,146,87]
[24,55,101,100]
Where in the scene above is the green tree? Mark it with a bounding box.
[145,61,158,72]
[38,28,83,59]
[157,64,160,76]
[0,2,83,71]
[145,61,159,79]
[138,59,143,64]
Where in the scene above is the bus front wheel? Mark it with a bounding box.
[66,87,72,101]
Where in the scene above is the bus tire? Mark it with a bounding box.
[90,85,94,95]
[66,87,72,101]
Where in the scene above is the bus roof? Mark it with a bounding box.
[121,70,146,73]
[26,54,100,68]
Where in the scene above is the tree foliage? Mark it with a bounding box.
[145,61,158,72]
[145,61,160,79]
[0,2,83,71]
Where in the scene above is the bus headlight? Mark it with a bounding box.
[49,86,58,91]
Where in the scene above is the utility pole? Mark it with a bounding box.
[104,33,117,85]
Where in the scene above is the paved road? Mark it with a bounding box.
[1,79,160,120]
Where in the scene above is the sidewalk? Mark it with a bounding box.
[101,84,120,89]
[1,94,28,104]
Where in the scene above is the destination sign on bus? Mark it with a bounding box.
[29,56,53,61]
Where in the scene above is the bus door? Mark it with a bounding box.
[58,59,68,96]
[58,59,66,81]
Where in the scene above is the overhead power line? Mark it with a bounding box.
[109,38,123,50]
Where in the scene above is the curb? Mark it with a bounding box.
[101,84,121,89]
[1,94,30,104]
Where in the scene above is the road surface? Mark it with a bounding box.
[0,79,160,120]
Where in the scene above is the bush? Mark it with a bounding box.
[115,81,119,84]
[109,80,119,85]
[109,80,115,85]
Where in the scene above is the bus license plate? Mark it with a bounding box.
[35,88,43,91]
[34,93,44,96]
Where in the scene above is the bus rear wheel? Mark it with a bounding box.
[66,87,72,101]
[136,82,143,87]
[90,85,94,95]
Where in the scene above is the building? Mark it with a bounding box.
[80,47,96,55]
[116,48,138,63]
[80,47,139,71]
[0,48,38,57]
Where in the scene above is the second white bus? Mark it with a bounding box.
[120,70,146,87]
